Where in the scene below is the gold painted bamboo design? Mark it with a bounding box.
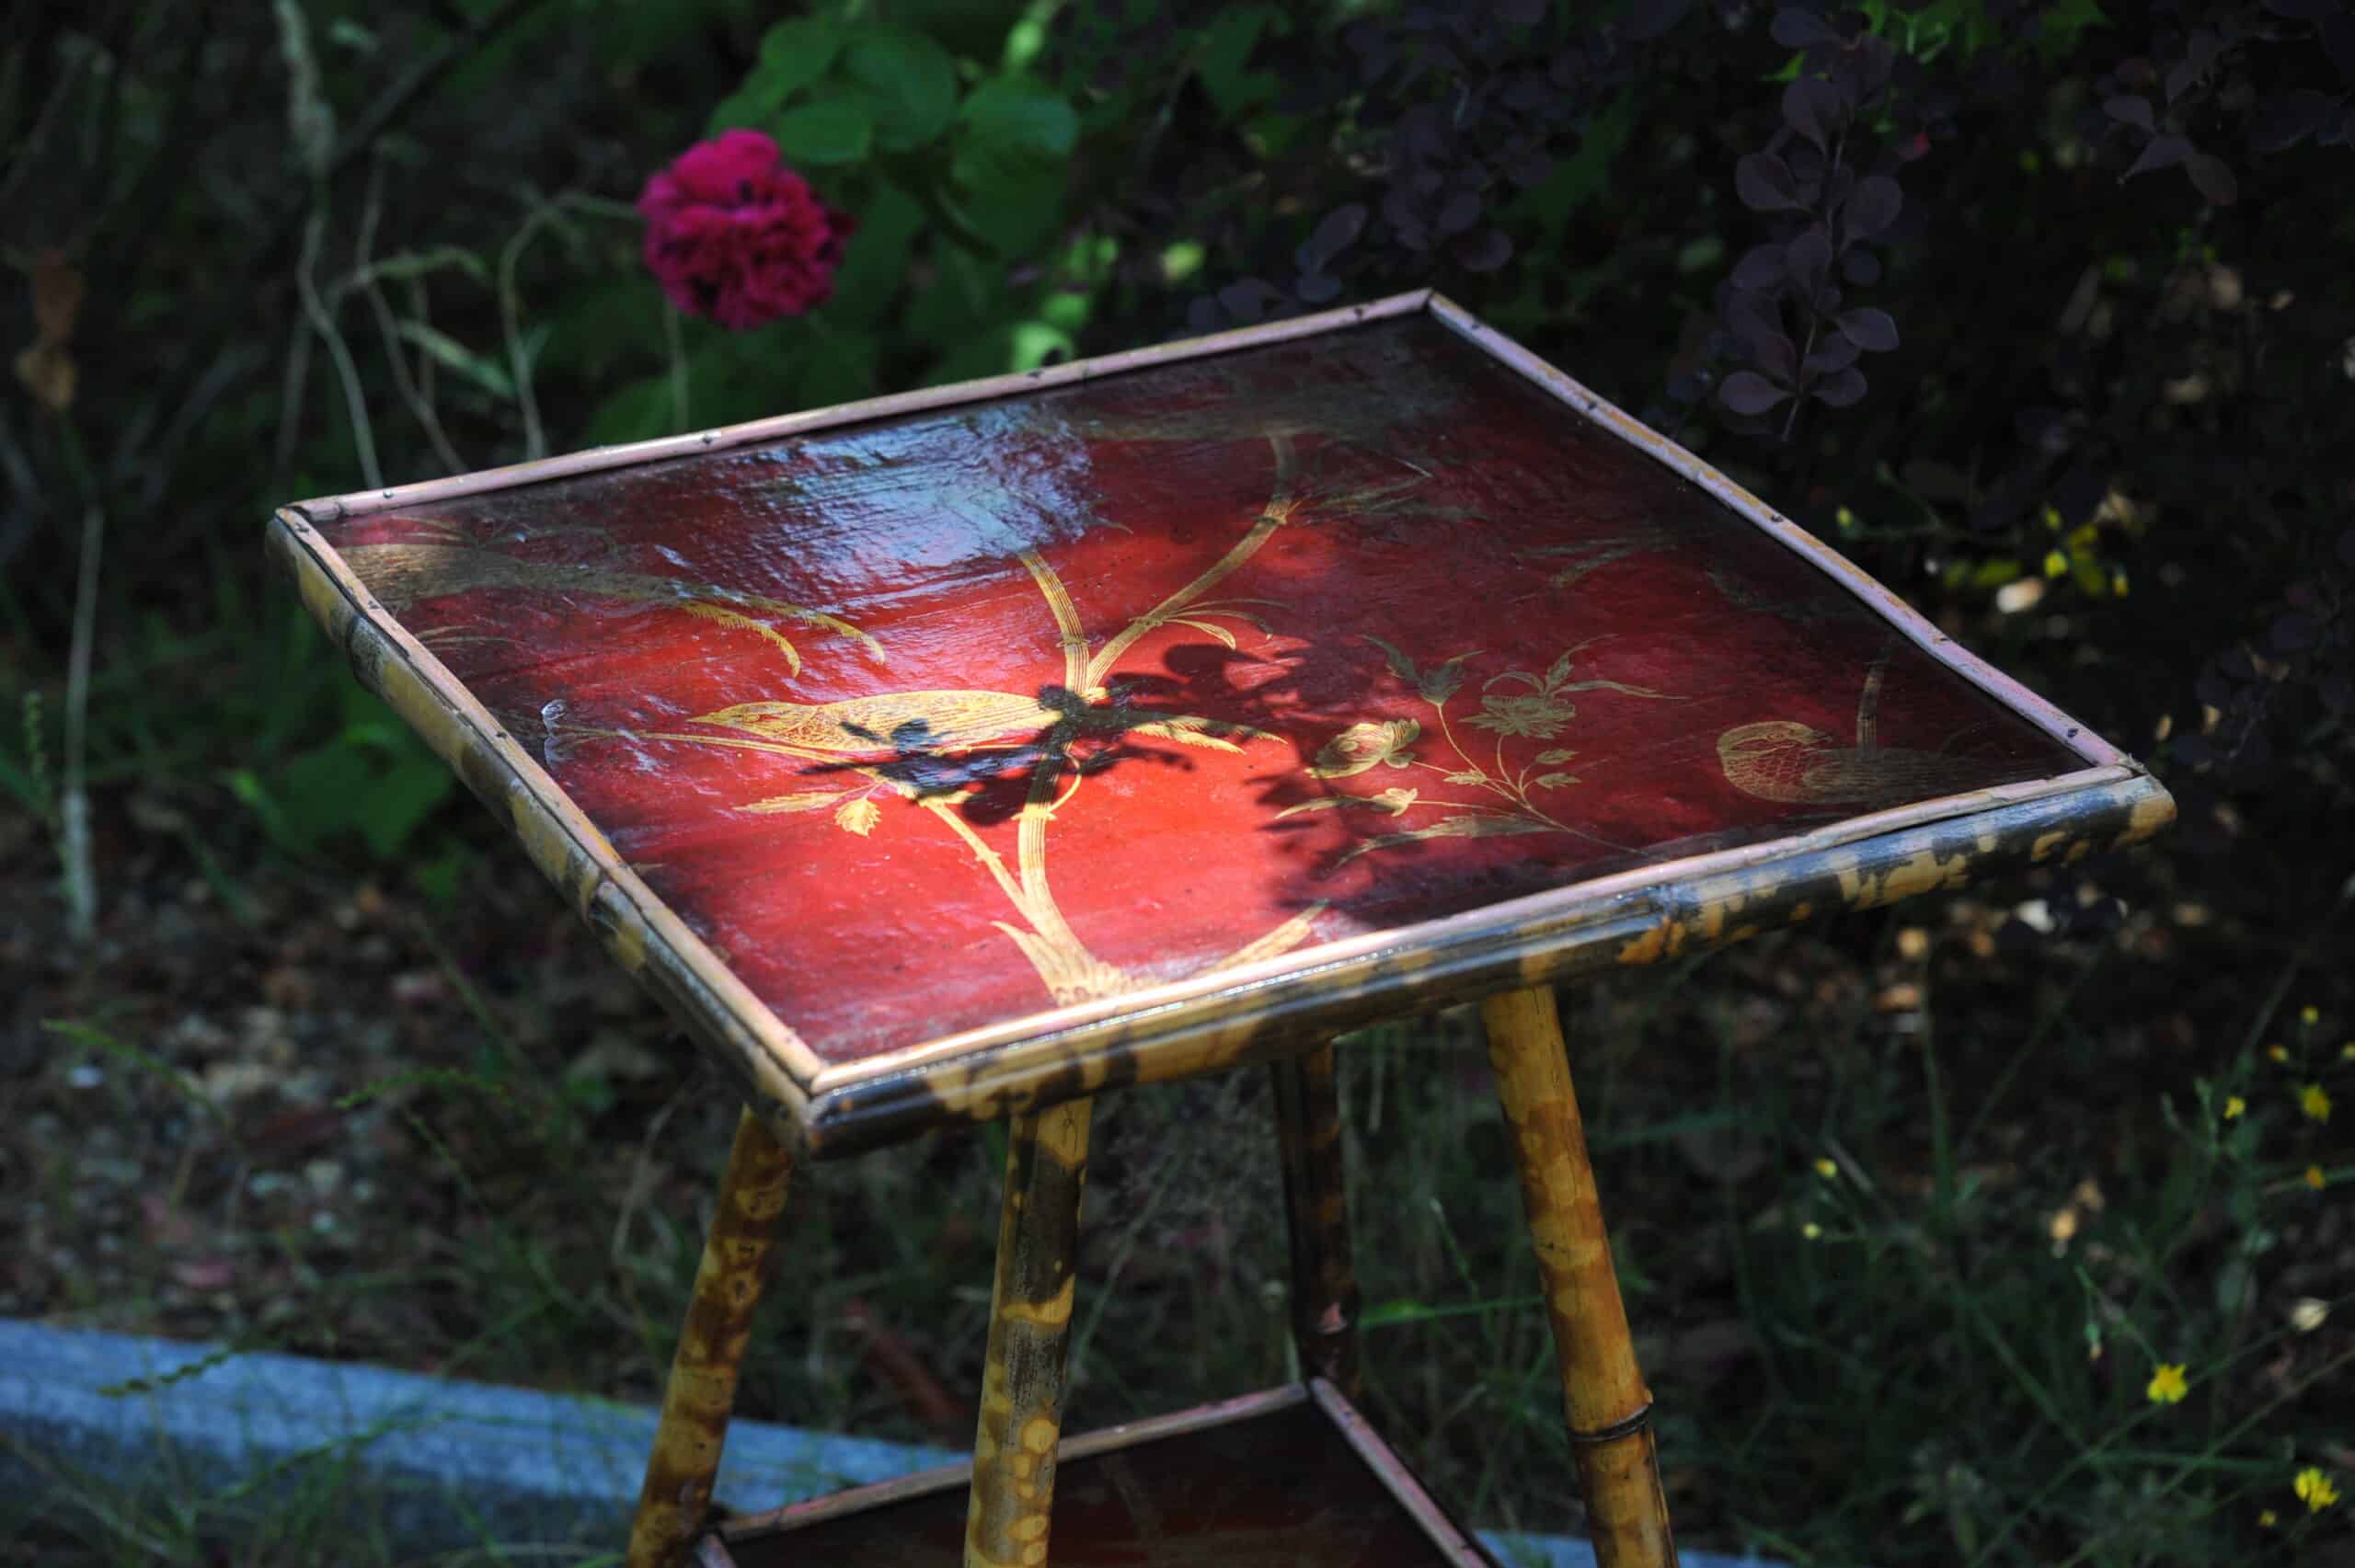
[1269,1042,1361,1397]
[965,1096,1095,1568]
[1480,985,1676,1568]
[626,1107,797,1568]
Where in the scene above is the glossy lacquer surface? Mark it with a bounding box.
[316,315,2078,1068]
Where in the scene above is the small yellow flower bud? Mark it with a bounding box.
[1813,1158,1838,1180]
[2301,1005,2320,1025]
[2043,550,2068,578]
[2302,1083,2334,1124]
[2223,1095,2246,1120]
[2306,1164,2326,1191]
[1801,1222,1822,1241]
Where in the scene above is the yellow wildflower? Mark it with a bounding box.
[2258,1509,2278,1528]
[2145,1363,2188,1404]
[1801,1222,1823,1241]
[2302,1083,2333,1123]
[2043,549,2068,578]
[2306,1164,2326,1191]
[2223,1095,2246,1120]
[2295,1467,2340,1512]
[1813,1158,1838,1180]
[2301,1005,2320,1025]
[2269,1044,2289,1063]
[2342,1041,2355,1060]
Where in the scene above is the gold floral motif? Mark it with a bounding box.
[1310,720,1421,778]
[1304,636,1681,867]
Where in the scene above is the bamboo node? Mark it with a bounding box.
[1567,1399,1655,1447]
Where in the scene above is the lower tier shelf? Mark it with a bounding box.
[703,1379,1499,1566]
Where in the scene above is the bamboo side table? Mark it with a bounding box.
[268,292,2171,1568]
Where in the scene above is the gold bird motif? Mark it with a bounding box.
[697,692,1067,755]
[695,692,1269,759]
[1717,647,2014,807]
[1716,721,2016,807]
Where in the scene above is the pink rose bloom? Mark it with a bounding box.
[636,130,856,330]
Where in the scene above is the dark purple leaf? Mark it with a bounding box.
[1453,226,1514,272]
[1725,290,1786,361]
[1752,329,1799,383]
[1382,187,1431,250]
[1786,228,1832,302]
[2164,59,2200,103]
[1217,279,1285,324]
[1719,371,1791,415]
[1844,175,1902,237]
[2124,132,2192,177]
[1505,146,1554,187]
[1435,189,1481,236]
[1735,153,1806,212]
[1841,248,1881,285]
[1185,295,1223,334]
[2186,153,2238,205]
[1622,0,1696,40]
[1294,272,1342,304]
[1731,244,1787,290]
[1805,334,1861,373]
[1297,203,1368,273]
[2252,89,2338,151]
[1836,306,1899,351]
[2272,612,2318,652]
[1783,77,1842,148]
[1771,8,1837,47]
[1812,366,1869,406]
[2104,95,2156,133]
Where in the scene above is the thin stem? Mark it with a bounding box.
[61,502,102,944]
[293,207,384,490]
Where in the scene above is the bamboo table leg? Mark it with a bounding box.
[965,1096,1094,1568]
[1479,985,1677,1568]
[1269,1041,1361,1399]
[626,1106,797,1568]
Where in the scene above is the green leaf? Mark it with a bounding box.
[1363,635,1420,685]
[352,246,488,288]
[826,186,925,323]
[355,756,456,858]
[1196,6,1281,116]
[957,74,1079,168]
[711,17,845,133]
[838,26,959,152]
[774,98,874,166]
[582,377,676,448]
[395,320,513,400]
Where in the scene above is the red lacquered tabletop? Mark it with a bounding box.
[270,293,2167,1154]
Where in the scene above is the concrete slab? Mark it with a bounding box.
[0,1321,1778,1566]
